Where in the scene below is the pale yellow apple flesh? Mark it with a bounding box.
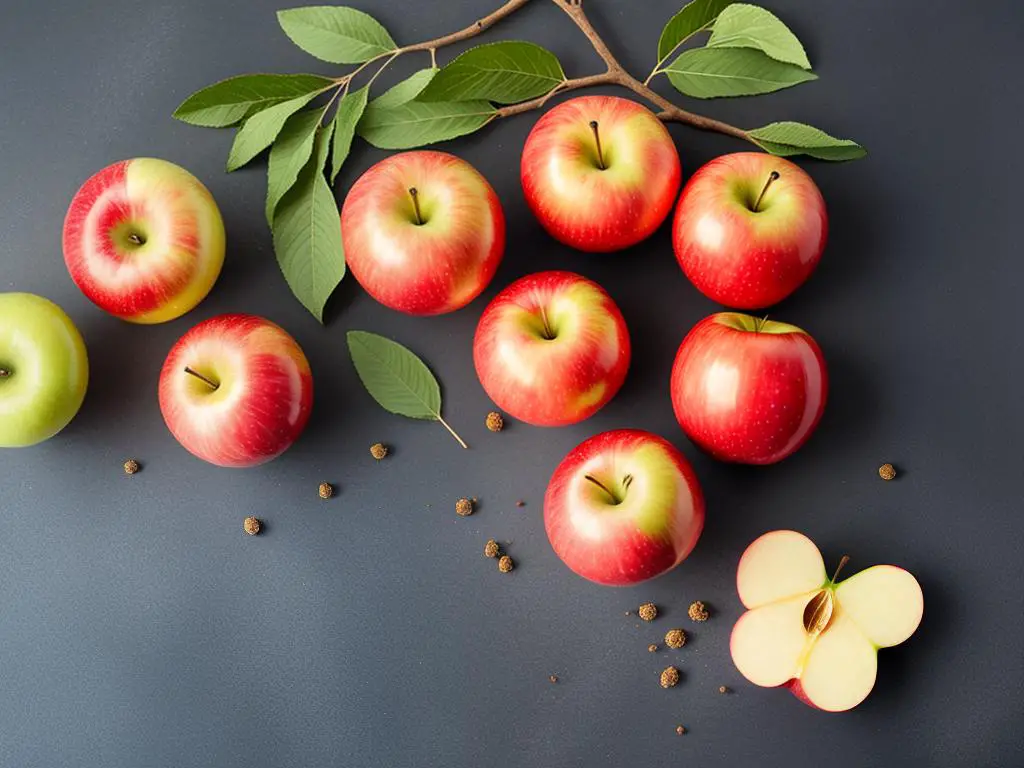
[731,530,923,712]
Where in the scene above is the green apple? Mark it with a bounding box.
[0,293,89,447]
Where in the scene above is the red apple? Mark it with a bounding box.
[340,150,505,315]
[521,95,681,252]
[159,314,313,467]
[544,429,704,586]
[672,152,827,309]
[670,312,827,464]
[63,158,226,323]
[473,271,630,427]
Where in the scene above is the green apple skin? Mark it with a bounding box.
[0,293,89,447]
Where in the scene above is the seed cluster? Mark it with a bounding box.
[664,628,686,649]
[243,516,261,536]
[879,463,896,481]
[638,602,658,622]
[498,555,514,573]
[485,411,504,432]
[370,442,388,460]
[660,666,680,688]
[688,601,709,622]
[318,482,334,499]
[123,459,140,475]
[455,498,474,516]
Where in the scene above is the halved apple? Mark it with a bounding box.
[730,530,923,712]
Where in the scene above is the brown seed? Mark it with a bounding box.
[498,555,514,573]
[879,463,896,481]
[548,674,558,684]
[660,666,680,688]
[638,602,658,622]
[688,600,709,622]
[455,498,474,517]
[485,411,504,432]
[370,443,388,460]
[484,539,500,558]
[675,725,686,736]
[664,628,686,649]
[318,482,334,499]
[516,500,525,507]
[648,644,658,653]
[719,685,730,694]
[123,459,140,475]
[243,516,261,535]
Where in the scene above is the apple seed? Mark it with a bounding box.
[675,725,687,736]
[243,516,261,536]
[648,644,658,653]
[370,443,388,460]
[879,463,896,481]
[318,482,334,499]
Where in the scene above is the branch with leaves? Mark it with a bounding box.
[174,0,865,322]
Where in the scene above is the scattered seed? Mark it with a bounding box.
[485,411,504,432]
[549,674,558,684]
[456,498,474,517]
[719,685,730,694]
[318,482,334,499]
[123,459,140,475]
[648,644,658,653]
[370,443,388,460]
[688,601,709,622]
[515,500,525,507]
[498,555,514,573]
[660,666,680,688]
[638,602,658,622]
[243,516,261,536]
[484,539,500,558]
[675,725,687,736]
[664,628,686,649]
[879,463,896,481]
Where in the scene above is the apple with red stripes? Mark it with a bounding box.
[544,429,705,586]
[63,158,225,323]
[521,95,681,252]
[473,271,630,427]
[341,150,505,315]
[158,314,313,467]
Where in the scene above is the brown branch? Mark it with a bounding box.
[399,0,535,53]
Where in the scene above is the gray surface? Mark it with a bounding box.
[1,0,1021,765]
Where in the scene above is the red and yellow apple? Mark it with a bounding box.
[521,95,681,252]
[158,314,313,467]
[544,429,704,586]
[340,150,505,315]
[670,312,827,464]
[672,153,827,309]
[730,530,924,711]
[473,271,630,426]
[63,158,225,323]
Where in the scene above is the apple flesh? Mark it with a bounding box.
[521,95,681,252]
[63,158,226,323]
[158,314,313,467]
[473,270,630,426]
[730,530,923,712]
[544,429,704,586]
[0,293,88,447]
[672,152,827,309]
[341,150,505,315]
[670,312,827,464]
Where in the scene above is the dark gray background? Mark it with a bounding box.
[1,0,1021,765]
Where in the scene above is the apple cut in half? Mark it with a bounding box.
[730,530,923,712]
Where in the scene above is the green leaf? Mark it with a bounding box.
[368,68,438,110]
[173,74,333,127]
[271,128,345,321]
[357,100,496,149]
[657,0,735,63]
[265,109,322,224]
[417,41,564,104]
[346,331,441,420]
[277,6,395,64]
[708,4,811,69]
[227,91,324,171]
[748,122,866,161]
[330,87,368,184]
[664,47,816,98]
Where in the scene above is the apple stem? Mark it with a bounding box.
[408,187,424,225]
[127,232,146,245]
[584,474,621,504]
[538,305,555,340]
[588,120,606,170]
[830,554,851,584]
[437,416,469,449]
[752,171,780,212]
[183,366,219,391]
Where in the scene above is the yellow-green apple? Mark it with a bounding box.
[473,271,630,426]
[671,312,827,464]
[158,314,312,467]
[673,153,827,309]
[544,429,704,586]
[730,530,923,711]
[340,150,505,315]
[521,95,681,252]
[63,158,225,323]
[0,293,88,447]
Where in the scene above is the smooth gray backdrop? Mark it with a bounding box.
[1,1,1021,766]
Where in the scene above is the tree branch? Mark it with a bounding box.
[399,0,536,53]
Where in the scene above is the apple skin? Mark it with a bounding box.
[670,312,827,464]
[0,293,88,447]
[473,271,630,427]
[158,314,313,467]
[544,429,704,586]
[340,150,505,315]
[521,95,681,252]
[63,158,226,323]
[672,152,827,309]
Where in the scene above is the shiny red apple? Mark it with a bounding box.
[521,95,681,252]
[159,314,313,467]
[473,271,630,427]
[544,429,705,586]
[670,312,827,464]
[340,150,505,315]
[672,152,827,309]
